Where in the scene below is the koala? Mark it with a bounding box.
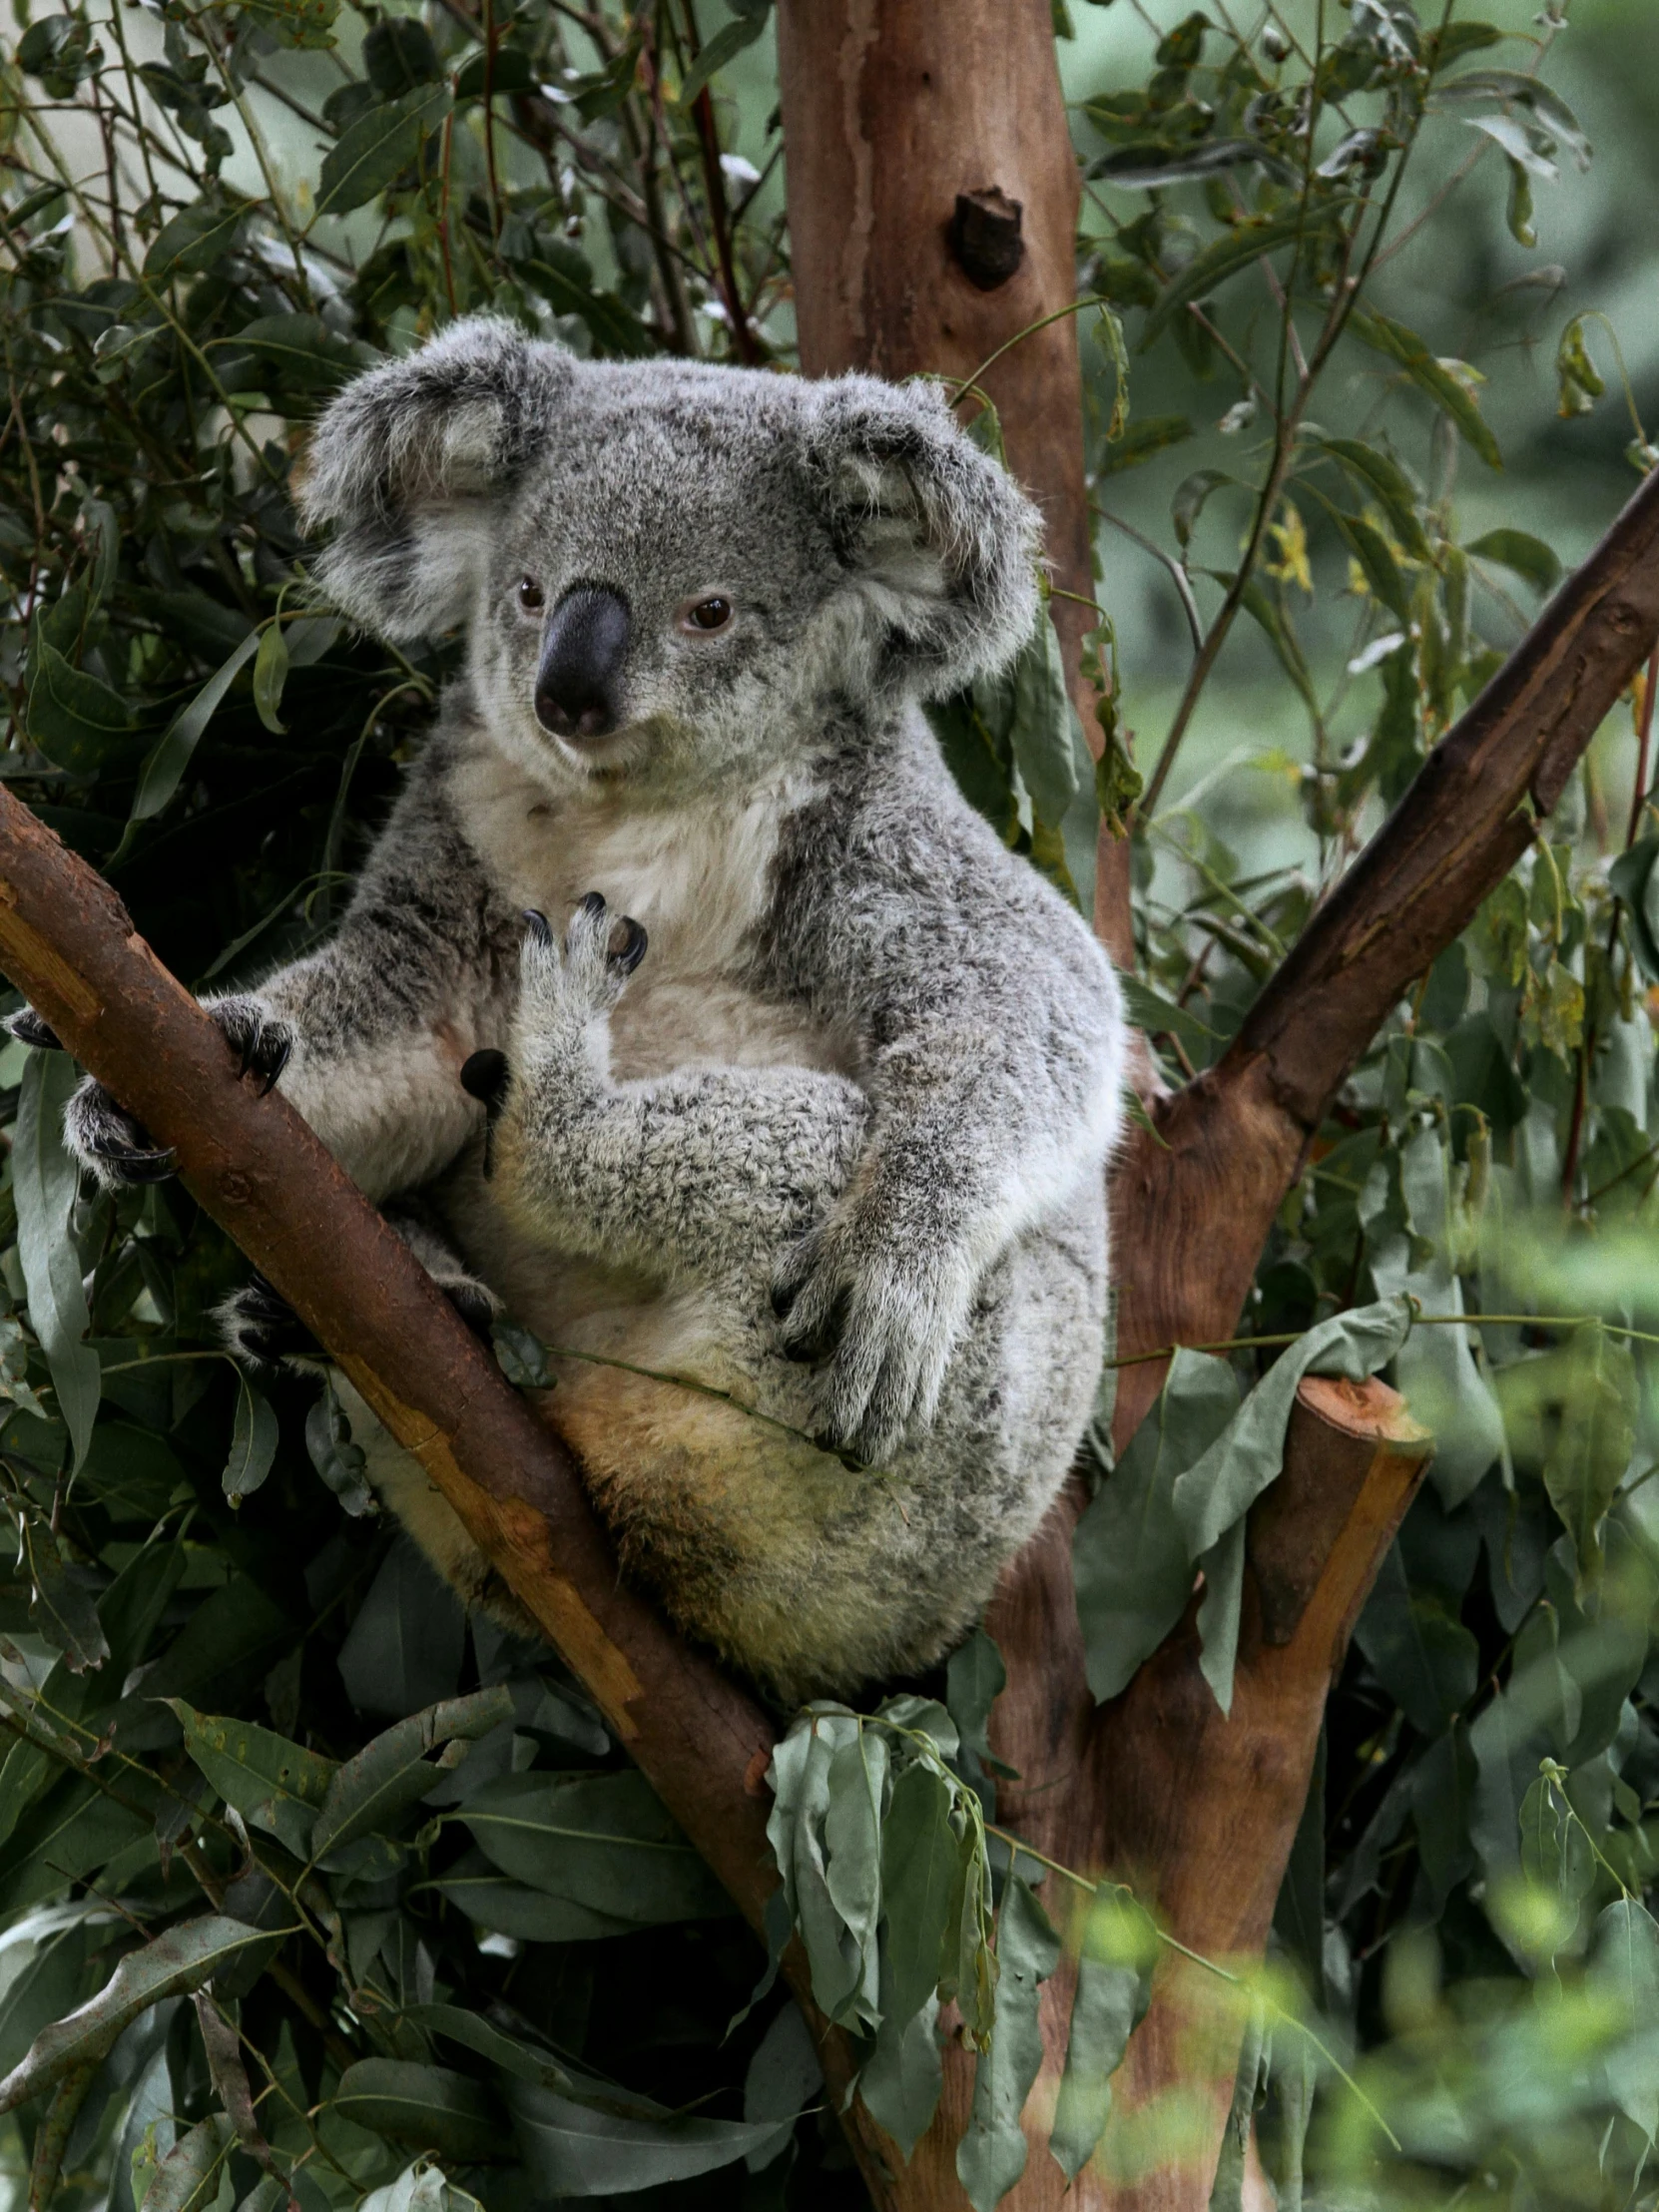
[36,318,1126,1707]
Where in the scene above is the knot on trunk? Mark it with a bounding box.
[948,188,1025,291]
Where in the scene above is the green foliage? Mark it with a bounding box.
[0,0,1656,2208]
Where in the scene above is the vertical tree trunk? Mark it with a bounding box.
[776,0,1134,961]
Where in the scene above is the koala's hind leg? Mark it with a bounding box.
[486,897,870,1295]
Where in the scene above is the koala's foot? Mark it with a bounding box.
[383,1199,504,1339]
[219,1274,323,1367]
[219,1205,501,1372]
[772,1218,974,1468]
[9,995,293,1193]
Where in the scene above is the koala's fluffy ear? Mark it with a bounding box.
[297,316,570,639]
[802,375,1041,695]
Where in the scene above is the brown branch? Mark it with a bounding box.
[0,789,902,2208]
[1234,463,1659,1132]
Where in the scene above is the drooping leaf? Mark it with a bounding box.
[460,1769,734,1925]
[140,2114,233,2212]
[27,639,138,776]
[1355,1543,1479,1736]
[1540,1326,1637,1594]
[676,10,768,106]
[222,1372,278,1504]
[25,1539,110,1674]
[1143,212,1345,346]
[1349,310,1503,469]
[0,1917,274,2115]
[1049,1887,1157,2181]
[1090,137,1300,190]
[823,1727,886,2021]
[858,1990,941,2163]
[314,83,452,217]
[230,313,379,396]
[333,2060,503,2163]
[126,628,261,835]
[508,2076,789,2197]
[1074,1348,1236,1703]
[313,1687,511,1860]
[1309,434,1432,559]
[1466,527,1562,595]
[880,1761,959,2030]
[144,195,250,276]
[337,1536,466,1716]
[946,1627,1009,1780]
[1100,414,1195,472]
[955,1876,1060,2211]
[1589,1898,1659,2141]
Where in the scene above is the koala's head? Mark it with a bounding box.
[298,316,1040,796]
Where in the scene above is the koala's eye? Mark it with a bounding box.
[517,577,545,614]
[684,595,733,633]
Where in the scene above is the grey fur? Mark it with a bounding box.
[60,319,1125,1705]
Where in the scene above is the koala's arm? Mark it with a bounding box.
[489,899,871,1292]
[760,737,1126,1454]
[52,738,511,1203]
[247,758,512,1201]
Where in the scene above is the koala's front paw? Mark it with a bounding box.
[518,893,648,1028]
[5,1007,173,1189]
[9,995,293,1193]
[209,995,294,1096]
[772,1214,973,1465]
[219,1256,500,1371]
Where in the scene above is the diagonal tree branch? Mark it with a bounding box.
[1112,459,1659,1440]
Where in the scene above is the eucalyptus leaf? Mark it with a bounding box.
[315,83,452,217]
[333,2060,503,2162]
[165,1699,335,1856]
[508,2076,788,2196]
[0,1917,272,2115]
[954,1876,1059,2211]
[1349,311,1503,470]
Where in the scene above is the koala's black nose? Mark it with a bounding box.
[534,586,630,741]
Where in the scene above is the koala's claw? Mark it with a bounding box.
[461,1047,511,1179]
[614,915,649,974]
[220,1274,322,1367]
[64,1084,176,1189]
[214,998,294,1096]
[518,891,650,1018]
[221,1253,500,1372]
[8,1006,63,1052]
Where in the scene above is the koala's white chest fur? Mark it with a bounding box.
[448,742,848,1080]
